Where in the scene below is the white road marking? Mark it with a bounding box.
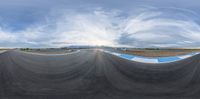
[178,54,192,59]
[101,50,199,63]
[131,57,159,63]
[111,52,121,56]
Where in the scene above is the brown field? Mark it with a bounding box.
[21,48,75,54]
[0,48,12,51]
[121,49,200,57]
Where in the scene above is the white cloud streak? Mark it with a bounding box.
[120,8,200,48]
[0,7,200,48]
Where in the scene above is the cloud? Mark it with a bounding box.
[0,29,15,41]
[119,8,200,48]
[51,10,120,47]
[0,9,122,47]
[0,7,200,48]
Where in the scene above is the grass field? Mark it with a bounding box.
[121,49,200,57]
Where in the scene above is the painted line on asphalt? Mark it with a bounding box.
[103,50,199,63]
[131,57,159,63]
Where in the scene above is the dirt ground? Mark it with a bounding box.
[122,49,200,57]
[24,49,76,54]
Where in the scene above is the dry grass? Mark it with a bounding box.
[23,49,75,54]
[0,48,12,51]
[122,49,200,57]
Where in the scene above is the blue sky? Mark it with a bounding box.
[0,0,200,48]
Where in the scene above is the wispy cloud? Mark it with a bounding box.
[0,7,200,48]
[119,8,200,48]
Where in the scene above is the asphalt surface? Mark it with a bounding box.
[0,50,200,99]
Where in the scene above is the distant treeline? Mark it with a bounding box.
[20,48,32,51]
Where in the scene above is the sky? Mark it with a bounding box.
[0,0,200,48]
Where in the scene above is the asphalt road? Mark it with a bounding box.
[0,50,200,99]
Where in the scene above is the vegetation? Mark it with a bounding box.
[120,48,200,57]
[20,48,32,51]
